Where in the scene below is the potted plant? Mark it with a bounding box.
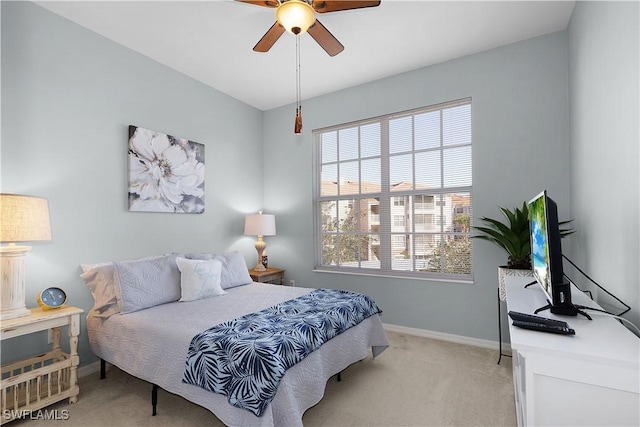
[473,202,575,300]
[474,202,532,270]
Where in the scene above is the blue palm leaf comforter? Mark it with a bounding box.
[182,288,382,417]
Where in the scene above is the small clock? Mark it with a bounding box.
[37,287,68,310]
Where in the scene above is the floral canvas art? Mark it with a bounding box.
[128,126,205,213]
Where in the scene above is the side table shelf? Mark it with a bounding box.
[1,306,83,424]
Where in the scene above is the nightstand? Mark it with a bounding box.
[1,306,83,424]
[249,267,286,285]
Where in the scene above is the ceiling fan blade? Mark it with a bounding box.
[307,19,344,56]
[312,0,380,13]
[253,22,286,52]
[236,0,278,8]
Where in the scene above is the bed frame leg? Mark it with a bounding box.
[337,372,342,382]
[152,384,158,416]
[100,359,106,380]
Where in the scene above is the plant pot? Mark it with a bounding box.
[498,266,532,302]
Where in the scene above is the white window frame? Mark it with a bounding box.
[313,98,473,281]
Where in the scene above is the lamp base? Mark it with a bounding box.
[254,237,267,272]
[1,245,32,321]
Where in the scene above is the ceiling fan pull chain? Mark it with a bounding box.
[295,33,303,134]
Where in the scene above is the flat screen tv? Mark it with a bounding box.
[528,190,582,317]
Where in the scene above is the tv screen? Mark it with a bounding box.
[529,191,554,301]
[528,190,591,319]
[528,190,579,316]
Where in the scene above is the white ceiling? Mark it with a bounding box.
[35,0,576,111]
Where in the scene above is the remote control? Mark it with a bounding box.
[508,311,569,328]
[512,320,575,335]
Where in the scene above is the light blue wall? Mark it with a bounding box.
[263,31,571,341]
[568,1,640,328]
[1,2,264,364]
[4,0,634,369]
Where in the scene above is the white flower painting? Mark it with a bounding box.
[128,126,205,213]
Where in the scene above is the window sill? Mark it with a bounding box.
[312,268,474,285]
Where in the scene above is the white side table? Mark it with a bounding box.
[1,306,83,424]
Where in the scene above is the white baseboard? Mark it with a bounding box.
[383,323,512,354]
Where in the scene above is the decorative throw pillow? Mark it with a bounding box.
[114,254,181,314]
[180,251,253,289]
[176,257,226,302]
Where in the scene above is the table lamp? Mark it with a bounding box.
[244,211,276,272]
[1,194,52,320]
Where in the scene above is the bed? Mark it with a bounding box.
[81,252,389,427]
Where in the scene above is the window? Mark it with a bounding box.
[313,98,472,280]
[415,195,434,210]
[392,197,405,206]
[392,235,406,244]
[392,215,406,227]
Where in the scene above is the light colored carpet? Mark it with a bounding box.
[11,331,516,426]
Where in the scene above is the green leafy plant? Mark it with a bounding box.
[473,202,575,270]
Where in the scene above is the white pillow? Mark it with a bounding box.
[81,254,167,318]
[80,263,121,318]
[176,257,226,302]
[179,251,253,289]
[212,251,253,289]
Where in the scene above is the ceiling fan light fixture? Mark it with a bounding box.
[276,0,316,35]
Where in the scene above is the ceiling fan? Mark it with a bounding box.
[238,0,381,56]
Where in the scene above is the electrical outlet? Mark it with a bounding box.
[289,280,296,287]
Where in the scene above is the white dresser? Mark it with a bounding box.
[504,274,639,426]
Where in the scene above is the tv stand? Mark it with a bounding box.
[504,274,639,427]
[534,301,592,320]
[525,280,592,319]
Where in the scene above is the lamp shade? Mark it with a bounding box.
[244,212,276,236]
[276,0,316,35]
[0,194,52,243]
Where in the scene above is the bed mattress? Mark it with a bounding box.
[86,282,389,426]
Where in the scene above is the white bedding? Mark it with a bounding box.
[86,283,389,426]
